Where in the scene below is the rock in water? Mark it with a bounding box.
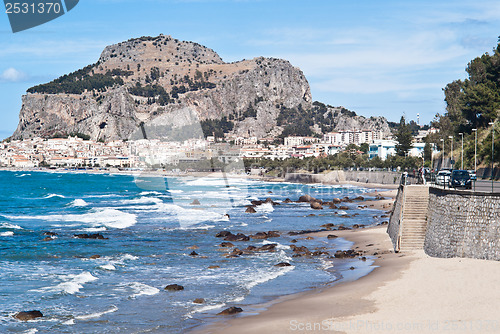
[193,298,205,304]
[190,199,201,205]
[310,201,323,210]
[298,195,316,203]
[274,262,292,267]
[14,310,43,321]
[164,284,184,291]
[245,206,256,213]
[217,307,243,315]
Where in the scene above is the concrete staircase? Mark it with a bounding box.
[399,185,430,251]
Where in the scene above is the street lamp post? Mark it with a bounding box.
[459,133,464,170]
[449,136,454,169]
[440,138,444,170]
[489,122,495,192]
[472,129,477,172]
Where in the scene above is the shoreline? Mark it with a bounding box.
[190,225,408,334]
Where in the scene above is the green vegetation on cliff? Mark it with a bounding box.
[27,65,132,94]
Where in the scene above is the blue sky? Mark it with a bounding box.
[1,0,500,139]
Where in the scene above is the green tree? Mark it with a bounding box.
[394,116,413,156]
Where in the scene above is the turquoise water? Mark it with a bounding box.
[0,171,383,333]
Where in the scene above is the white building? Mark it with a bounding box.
[369,140,427,160]
[369,140,397,160]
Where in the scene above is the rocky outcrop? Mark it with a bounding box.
[164,284,184,291]
[217,306,243,315]
[12,34,390,141]
[13,35,311,141]
[14,310,43,321]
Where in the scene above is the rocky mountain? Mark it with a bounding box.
[12,34,390,141]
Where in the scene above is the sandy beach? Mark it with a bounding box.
[193,189,500,334]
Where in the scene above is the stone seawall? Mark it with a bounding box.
[425,187,500,260]
[284,171,401,185]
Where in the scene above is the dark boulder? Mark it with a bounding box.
[219,242,234,248]
[245,206,257,213]
[215,231,232,238]
[256,244,277,252]
[14,310,43,321]
[266,231,280,238]
[208,265,220,269]
[310,202,323,210]
[353,196,365,201]
[224,233,249,242]
[327,234,338,239]
[73,233,108,240]
[338,206,349,210]
[164,284,184,291]
[251,200,263,206]
[282,198,293,203]
[193,298,205,304]
[298,195,316,203]
[227,248,243,257]
[334,250,360,259]
[89,254,101,259]
[43,231,57,236]
[250,232,268,240]
[332,198,342,204]
[218,306,243,315]
[274,262,292,267]
[189,251,198,256]
[190,199,201,205]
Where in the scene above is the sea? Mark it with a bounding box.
[0,170,385,333]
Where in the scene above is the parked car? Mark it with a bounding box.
[435,170,451,186]
[450,170,472,189]
[467,170,477,181]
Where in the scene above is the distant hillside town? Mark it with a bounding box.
[0,127,437,169]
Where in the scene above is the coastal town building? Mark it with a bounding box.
[0,128,391,169]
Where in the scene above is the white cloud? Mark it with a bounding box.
[0,68,27,82]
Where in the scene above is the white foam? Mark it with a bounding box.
[256,202,274,213]
[98,264,116,271]
[191,303,227,314]
[44,193,66,199]
[75,305,118,320]
[337,210,347,215]
[168,189,184,194]
[156,203,226,226]
[16,173,31,178]
[8,208,137,229]
[139,191,162,196]
[81,227,107,232]
[62,319,75,325]
[119,197,163,205]
[36,272,98,295]
[0,223,22,229]
[129,282,160,298]
[0,231,14,236]
[261,239,290,250]
[244,265,294,290]
[23,329,38,334]
[70,199,88,207]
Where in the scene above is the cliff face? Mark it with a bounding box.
[12,34,388,141]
